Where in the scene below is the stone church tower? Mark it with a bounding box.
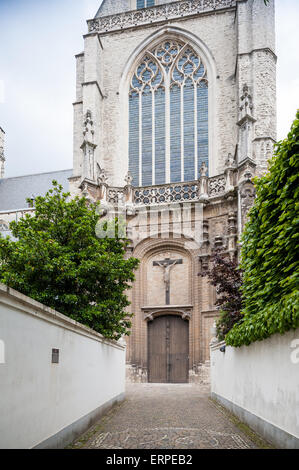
[0,127,5,179]
[69,0,276,382]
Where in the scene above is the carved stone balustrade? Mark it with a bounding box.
[134,181,199,205]
[105,172,233,207]
[208,175,226,198]
[88,0,236,35]
[107,187,126,205]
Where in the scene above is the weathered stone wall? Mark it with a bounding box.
[236,0,277,172]
[0,127,5,178]
[125,198,236,381]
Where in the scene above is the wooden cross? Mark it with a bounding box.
[153,257,183,305]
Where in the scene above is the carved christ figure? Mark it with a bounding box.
[153,257,183,305]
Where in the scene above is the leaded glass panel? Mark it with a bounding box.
[128,39,208,186]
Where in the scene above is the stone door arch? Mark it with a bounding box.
[148,314,189,383]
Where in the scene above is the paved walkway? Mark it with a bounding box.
[72,384,270,449]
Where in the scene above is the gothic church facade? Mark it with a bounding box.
[0,0,277,383]
[70,0,276,382]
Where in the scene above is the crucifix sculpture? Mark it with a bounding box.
[153,257,183,305]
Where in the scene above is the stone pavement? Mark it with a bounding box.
[72,383,270,449]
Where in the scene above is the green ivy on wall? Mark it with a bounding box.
[226,111,299,347]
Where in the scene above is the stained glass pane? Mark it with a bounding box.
[129,92,140,186]
[155,88,166,185]
[142,90,153,186]
[170,85,181,183]
[184,80,195,181]
[197,81,209,175]
[129,40,208,188]
[137,0,145,9]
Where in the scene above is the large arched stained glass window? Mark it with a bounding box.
[129,40,208,187]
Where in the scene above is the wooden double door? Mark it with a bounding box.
[148,315,189,383]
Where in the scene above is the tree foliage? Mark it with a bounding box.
[226,111,299,347]
[202,253,243,341]
[0,183,139,340]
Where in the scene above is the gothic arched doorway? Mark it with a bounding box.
[148,315,189,383]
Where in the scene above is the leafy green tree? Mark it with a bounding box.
[0,183,139,340]
[226,111,299,347]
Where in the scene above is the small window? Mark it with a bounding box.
[52,349,59,364]
[137,0,155,9]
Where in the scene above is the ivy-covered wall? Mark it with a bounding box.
[226,111,299,347]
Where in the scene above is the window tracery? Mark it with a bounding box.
[129,39,208,187]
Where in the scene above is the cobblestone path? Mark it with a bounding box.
[73,384,269,449]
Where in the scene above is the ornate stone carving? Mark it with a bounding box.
[108,188,125,205]
[81,181,95,204]
[97,168,109,204]
[226,153,235,168]
[240,185,255,229]
[0,219,8,232]
[81,110,97,181]
[199,254,210,273]
[214,235,224,250]
[182,311,192,321]
[199,162,208,178]
[143,306,193,322]
[228,211,237,235]
[134,181,199,205]
[238,160,255,184]
[88,0,236,34]
[237,158,256,231]
[208,176,226,197]
[199,162,209,202]
[239,84,253,120]
[144,312,154,322]
[202,219,210,247]
[124,171,134,205]
[237,85,256,163]
[224,153,236,194]
[105,174,228,207]
[98,167,108,185]
[240,186,255,211]
[125,171,133,186]
[227,211,237,258]
[83,110,94,142]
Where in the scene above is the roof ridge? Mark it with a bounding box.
[0,169,72,181]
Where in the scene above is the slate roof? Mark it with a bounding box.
[0,169,72,212]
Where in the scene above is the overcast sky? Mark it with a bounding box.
[0,0,298,178]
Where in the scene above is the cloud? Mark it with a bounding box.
[0,0,101,177]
